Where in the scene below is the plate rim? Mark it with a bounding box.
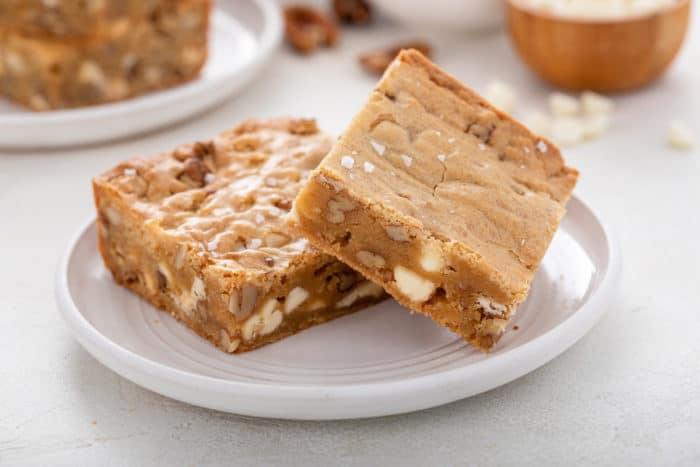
[55,194,621,419]
[0,0,282,146]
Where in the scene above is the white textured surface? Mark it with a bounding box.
[1,6,700,467]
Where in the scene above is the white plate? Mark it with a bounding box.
[56,196,619,420]
[0,0,281,148]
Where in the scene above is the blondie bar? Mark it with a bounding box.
[93,118,386,353]
[0,0,209,110]
[290,50,578,351]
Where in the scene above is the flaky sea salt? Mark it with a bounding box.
[123,168,136,176]
[370,139,385,156]
[437,154,446,162]
[341,155,355,169]
[401,154,413,167]
[363,161,375,173]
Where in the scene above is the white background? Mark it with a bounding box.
[1,3,699,466]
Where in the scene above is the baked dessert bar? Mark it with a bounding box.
[93,118,386,353]
[0,0,190,38]
[289,50,578,351]
[0,0,209,110]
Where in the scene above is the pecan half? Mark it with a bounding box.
[333,0,371,25]
[284,5,339,54]
[358,42,432,75]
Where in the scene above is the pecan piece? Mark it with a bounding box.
[333,0,371,25]
[359,42,432,75]
[284,5,339,54]
[179,157,210,186]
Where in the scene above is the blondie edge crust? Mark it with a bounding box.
[289,50,578,351]
[93,118,386,353]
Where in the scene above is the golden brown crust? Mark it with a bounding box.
[291,50,578,351]
[94,118,386,353]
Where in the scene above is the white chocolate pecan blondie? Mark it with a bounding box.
[289,50,579,351]
[0,0,209,110]
[93,118,386,353]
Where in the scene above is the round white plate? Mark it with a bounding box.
[0,0,281,148]
[56,196,619,420]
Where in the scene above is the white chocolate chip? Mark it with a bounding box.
[341,155,355,169]
[394,266,435,303]
[103,206,121,226]
[420,242,445,273]
[401,154,413,167]
[356,250,386,269]
[581,91,614,116]
[548,92,580,117]
[582,114,611,140]
[284,287,310,314]
[524,111,552,136]
[5,51,26,74]
[219,330,240,353]
[241,299,283,341]
[78,60,106,87]
[363,161,375,173]
[551,118,584,147]
[484,80,517,113]
[336,281,384,308]
[370,139,386,155]
[667,120,695,150]
[385,225,410,242]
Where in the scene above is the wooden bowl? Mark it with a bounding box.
[506,0,691,92]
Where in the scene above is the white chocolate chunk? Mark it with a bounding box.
[394,266,435,303]
[484,80,517,113]
[336,281,385,308]
[667,120,695,150]
[524,111,552,136]
[581,91,614,116]
[219,330,240,353]
[548,92,580,117]
[241,299,283,341]
[582,114,611,140]
[356,250,386,269]
[285,287,310,314]
[551,118,584,147]
[420,242,445,273]
[385,225,410,242]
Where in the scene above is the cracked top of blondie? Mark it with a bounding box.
[305,49,578,292]
[93,118,333,274]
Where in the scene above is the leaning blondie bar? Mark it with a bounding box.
[93,118,386,353]
[290,50,578,351]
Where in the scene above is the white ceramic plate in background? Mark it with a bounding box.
[55,196,619,420]
[372,0,504,30]
[0,0,281,148]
